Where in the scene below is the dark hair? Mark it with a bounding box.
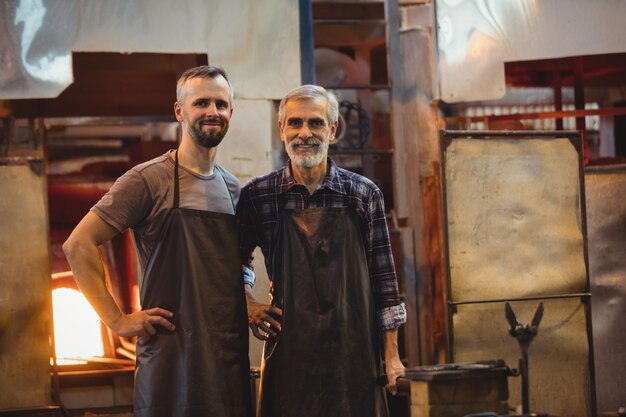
[176,65,234,103]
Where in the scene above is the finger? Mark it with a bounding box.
[268,306,283,317]
[385,375,398,395]
[145,307,174,318]
[385,369,403,396]
[143,321,157,336]
[148,315,176,331]
[261,316,282,332]
[262,321,279,337]
[386,382,398,396]
[137,331,150,345]
[250,325,267,341]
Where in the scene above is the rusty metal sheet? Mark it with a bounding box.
[444,136,587,301]
[0,160,53,409]
[453,298,592,417]
[585,167,626,413]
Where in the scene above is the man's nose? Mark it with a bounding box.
[205,102,219,117]
[298,123,312,139]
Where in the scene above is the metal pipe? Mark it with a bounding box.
[299,0,316,84]
[449,292,591,306]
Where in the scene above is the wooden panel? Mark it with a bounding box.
[410,401,508,417]
[409,377,507,405]
[0,160,53,409]
[390,227,420,366]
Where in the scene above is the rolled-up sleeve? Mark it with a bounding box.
[376,303,407,331]
[243,266,255,287]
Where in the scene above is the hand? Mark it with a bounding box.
[385,357,405,395]
[246,299,282,341]
[111,307,175,345]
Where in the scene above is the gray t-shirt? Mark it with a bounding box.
[92,150,240,276]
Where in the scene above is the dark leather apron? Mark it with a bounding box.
[134,152,253,417]
[258,207,388,417]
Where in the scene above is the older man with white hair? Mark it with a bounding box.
[238,84,406,417]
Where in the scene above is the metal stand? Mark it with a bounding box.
[505,302,544,414]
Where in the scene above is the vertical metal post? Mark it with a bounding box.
[299,0,316,85]
[520,351,530,414]
[573,57,587,164]
[553,69,563,131]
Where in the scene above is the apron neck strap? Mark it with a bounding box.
[174,149,180,209]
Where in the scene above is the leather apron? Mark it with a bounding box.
[258,207,388,417]
[134,152,253,417]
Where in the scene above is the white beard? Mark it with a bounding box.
[286,138,329,168]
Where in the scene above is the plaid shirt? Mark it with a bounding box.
[237,158,406,331]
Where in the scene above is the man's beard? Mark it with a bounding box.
[286,137,328,168]
[187,118,229,149]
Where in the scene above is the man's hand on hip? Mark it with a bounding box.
[111,307,175,345]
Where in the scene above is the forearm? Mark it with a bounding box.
[63,236,123,332]
[383,328,402,363]
[382,328,405,394]
[244,283,257,303]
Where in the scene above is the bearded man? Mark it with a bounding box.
[237,85,406,417]
[64,65,253,417]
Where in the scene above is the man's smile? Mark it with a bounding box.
[200,118,224,127]
[292,139,322,151]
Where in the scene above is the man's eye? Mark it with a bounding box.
[216,101,228,109]
[310,120,325,128]
[288,119,303,127]
[195,100,208,107]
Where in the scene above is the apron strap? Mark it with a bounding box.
[173,149,180,209]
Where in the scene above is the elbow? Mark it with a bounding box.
[62,234,80,259]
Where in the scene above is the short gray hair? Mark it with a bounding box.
[176,65,234,104]
[278,85,339,126]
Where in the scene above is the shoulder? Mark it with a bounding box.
[104,153,169,195]
[131,151,174,178]
[91,154,174,231]
[122,151,175,196]
[242,166,285,194]
[214,164,241,190]
[214,164,241,203]
[335,165,380,196]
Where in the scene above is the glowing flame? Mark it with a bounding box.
[52,287,104,365]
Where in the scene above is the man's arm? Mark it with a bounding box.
[365,186,407,394]
[63,211,174,344]
[383,328,405,395]
[236,185,283,340]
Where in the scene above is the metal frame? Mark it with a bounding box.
[438,129,597,416]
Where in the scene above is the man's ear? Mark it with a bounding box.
[329,119,339,140]
[278,120,287,144]
[174,102,184,123]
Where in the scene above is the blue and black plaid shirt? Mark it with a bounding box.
[237,158,406,331]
